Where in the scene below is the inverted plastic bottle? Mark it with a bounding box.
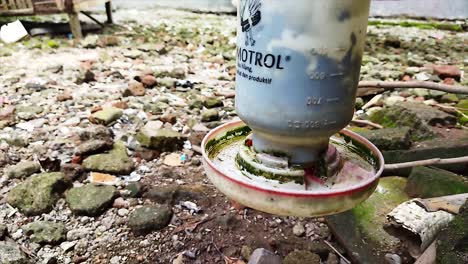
[235,0,371,165]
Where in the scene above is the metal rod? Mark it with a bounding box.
[80,10,105,28]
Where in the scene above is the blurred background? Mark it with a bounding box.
[112,0,467,19]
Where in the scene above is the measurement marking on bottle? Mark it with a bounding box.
[329,72,344,77]
[306,97,323,105]
[309,47,347,56]
[309,47,328,56]
[306,97,340,106]
[288,119,337,129]
[309,72,327,80]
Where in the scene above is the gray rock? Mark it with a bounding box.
[145,184,208,204]
[165,67,186,79]
[292,222,305,237]
[66,228,91,241]
[414,72,431,81]
[357,127,412,150]
[156,77,176,88]
[75,139,113,155]
[411,88,429,98]
[137,43,167,54]
[143,102,169,114]
[247,248,282,264]
[128,205,173,234]
[117,208,129,217]
[78,125,113,141]
[284,250,320,264]
[60,164,85,182]
[80,35,99,48]
[65,184,117,216]
[384,95,405,106]
[7,172,69,216]
[25,82,46,91]
[82,142,134,175]
[0,241,28,264]
[145,185,178,204]
[90,107,123,126]
[15,105,44,121]
[6,161,41,179]
[22,221,66,244]
[201,109,219,122]
[60,241,77,253]
[123,49,143,59]
[136,123,185,152]
[407,57,424,67]
[326,253,339,264]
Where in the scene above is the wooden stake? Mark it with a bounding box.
[384,156,468,170]
[68,12,83,40]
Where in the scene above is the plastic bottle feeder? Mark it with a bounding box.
[202,0,384,217]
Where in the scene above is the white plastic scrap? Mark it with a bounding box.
[180,201,202,214]
[123,171,141,182]
[0,20,28,43]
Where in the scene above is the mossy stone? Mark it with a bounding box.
[377,102,456,141]
[7,172,69,216]
[128,205,173,234]
[357,127,412,150]
[405,166,468,198]
[189,99,203,110]
[22,221,66,244]
[90,107,123,126]
[440,93,459,103]
[284,250,320,264]
[0,241,28,264]
[82,141,134,175]
[327,177,409,264]
[66,184,117,216]
[436,200,468,263]
[136,127,184,152]
[203,97,224,108]
[6,161,41,179]
[201,109,219,122]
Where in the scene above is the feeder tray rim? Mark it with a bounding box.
[201,120,384,198]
